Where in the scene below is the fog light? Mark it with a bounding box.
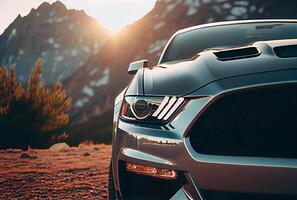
[126,162,177,180]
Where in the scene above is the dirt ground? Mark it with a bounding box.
[0,144,112,200]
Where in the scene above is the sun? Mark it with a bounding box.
[62,0,156,33]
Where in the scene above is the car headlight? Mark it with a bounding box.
[120,96,185,122]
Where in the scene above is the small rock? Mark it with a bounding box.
[49,143,70,151]
[83,152,90,157]
[20,153,37,159]
[94,147,100,151]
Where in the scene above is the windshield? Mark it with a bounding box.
[160,22,297,63]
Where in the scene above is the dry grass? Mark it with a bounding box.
[0,144,111,199]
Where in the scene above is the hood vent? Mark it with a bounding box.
[214,46,260,61]
[274,45,297,58]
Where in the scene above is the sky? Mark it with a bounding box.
[0,0,157,33]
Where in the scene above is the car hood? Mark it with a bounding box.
[143,39,297,96]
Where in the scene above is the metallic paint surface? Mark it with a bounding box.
[111,20,297,199]
[144,40,297,96]
[113,93,297,199]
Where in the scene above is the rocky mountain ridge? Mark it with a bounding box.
[0,1,108,84]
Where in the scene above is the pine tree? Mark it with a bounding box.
[0,60,72,149]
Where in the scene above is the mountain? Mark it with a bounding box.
[63,0,297,143]
[0,1,109,84]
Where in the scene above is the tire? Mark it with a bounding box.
[108,162,116,200]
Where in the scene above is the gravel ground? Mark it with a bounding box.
[0,144,111,200]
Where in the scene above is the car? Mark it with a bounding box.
[109,19,297,200]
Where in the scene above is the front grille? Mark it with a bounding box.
[188,83,297,158]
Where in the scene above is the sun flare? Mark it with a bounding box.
[0,0,156,34]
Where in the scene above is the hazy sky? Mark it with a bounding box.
[0,0,157,33]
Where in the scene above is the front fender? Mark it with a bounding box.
[125,68,144,96]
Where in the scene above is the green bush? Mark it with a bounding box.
[0,60,72,149]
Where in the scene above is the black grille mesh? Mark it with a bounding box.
[189,84,297,158]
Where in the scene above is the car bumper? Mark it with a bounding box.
[112,96,297,200]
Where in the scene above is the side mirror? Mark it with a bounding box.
[128,59,149,75]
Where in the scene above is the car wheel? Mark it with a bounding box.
[108,162,116,200]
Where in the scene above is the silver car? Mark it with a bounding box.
[109,19,297,200]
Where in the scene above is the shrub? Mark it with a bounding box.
[0,60,72,149]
